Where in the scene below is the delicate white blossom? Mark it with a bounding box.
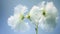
[39,2,58,31]
[29,1,58,31]
[29,6,41,25]
[8,5,30,32]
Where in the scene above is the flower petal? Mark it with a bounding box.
[29,6,41,24]
[8,14,30,32]
[45,2,58,17]
[14,5,28,15]
[39,15,57,31]
[15,22,30,32]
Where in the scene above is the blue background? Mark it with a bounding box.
[0,0,60,34]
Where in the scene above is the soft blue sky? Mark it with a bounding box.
[0,0,60,34]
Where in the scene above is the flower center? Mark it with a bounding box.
[26,14,31,21]
[19,14,24,20]
[42,9,46,16]
[43,11,45,16]
[21,15,24,20]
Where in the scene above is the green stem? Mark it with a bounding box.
[35,24,38,34]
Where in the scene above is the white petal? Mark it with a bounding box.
[14,5,28,14]
[14,22,30,32]
[30,6,41,24]
[8,14,20,29]
[8,14,30,32]
[45,2,58,17]
[39,15,57,31]
[38,1,45,9]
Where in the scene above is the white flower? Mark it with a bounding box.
[39,2,58,31]
[29,1,58,31]
[8,5,30,32]
[29,1,46,25]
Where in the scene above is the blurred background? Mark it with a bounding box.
[0,0,60,34]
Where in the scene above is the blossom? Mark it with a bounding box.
[29,1,58,31]
[29,2,45,25]
[39,1,58,31]
[8,5,30,32]
[28,6,41,25]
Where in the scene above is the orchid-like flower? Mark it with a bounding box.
[8,5,30,32]
[28,1,58,31]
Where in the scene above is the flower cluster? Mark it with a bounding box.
[8,1,58,32]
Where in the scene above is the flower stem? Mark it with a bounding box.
[35,24,38,34]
